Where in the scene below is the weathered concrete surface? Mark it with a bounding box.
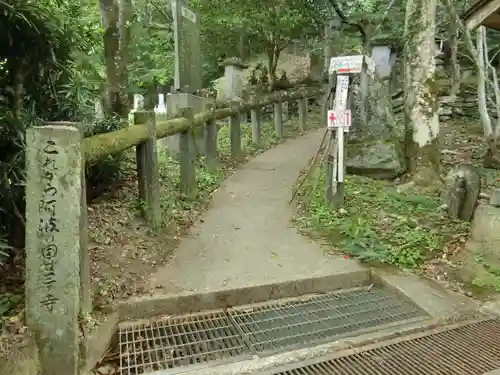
[118,271,370,320]
[372,270,481,320]
[481,297,500,316]
[151,129,363,294]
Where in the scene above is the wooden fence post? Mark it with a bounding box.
[282,95,290,122]
[25,125,82,375]
[250,94,261,146]
[298,94,308,131]
[204,103,218,171]
[178,107,197,198]
[274,94,284,138]
[134,112,161,230]
[241,90,250,123]
[229,99,242,159]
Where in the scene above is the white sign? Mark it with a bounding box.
[327,110,351,129]
[329,55,364,75]
[334,75,350,110]
[336,110,351,128]
[181,6,197,23]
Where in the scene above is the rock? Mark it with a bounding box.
[96,364,115,375]
[441,164,481,221]
[481,297,500,316]
[484,142,500,170]
[343,71,405,180]
[346,142,405,179]
[452,203,500,288]
[438,106,452,116]
[490,188,500,207]
[467,204,500,261]
[439,95,456,104]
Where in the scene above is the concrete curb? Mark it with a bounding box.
[116,269,371,321]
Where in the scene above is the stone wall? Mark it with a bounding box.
[392,90,488,122]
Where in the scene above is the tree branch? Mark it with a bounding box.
[326,0,366,37]
[150,0,173,23]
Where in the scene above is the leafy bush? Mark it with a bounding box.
[84,116,126,191]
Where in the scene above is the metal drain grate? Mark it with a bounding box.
[118,286,428,374]
[119,311,251,375]
[273,319,500,375]
[229,286,426,353]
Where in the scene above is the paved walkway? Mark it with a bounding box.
[152,128,363,294]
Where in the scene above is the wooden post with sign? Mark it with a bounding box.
[325,55,362,207]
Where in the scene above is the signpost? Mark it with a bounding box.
[171,0,202,93]
[325,54,364,206]
[329,55,364,75]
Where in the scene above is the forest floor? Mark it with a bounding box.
[293,115,500,298]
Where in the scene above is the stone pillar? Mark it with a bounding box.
[282,100,289,122]
[25,125,82,375]
[221,57,249,102]
[129,94,145,126]
[162,93,211,155]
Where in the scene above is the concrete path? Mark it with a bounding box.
[152,129,363,294]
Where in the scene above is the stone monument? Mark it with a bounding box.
[171,0,202,93]
[25,125,82,375]
[164,0,210,155]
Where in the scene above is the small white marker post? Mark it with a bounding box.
[326,54,363,207]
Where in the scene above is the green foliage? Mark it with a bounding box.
[294,170,469,269]
[85,117,126,189]
[193,0,318,82]
[0,293,21,317]
[472,255,500,293]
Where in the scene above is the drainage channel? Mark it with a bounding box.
[268,318,500,375]
[118,285,429,375]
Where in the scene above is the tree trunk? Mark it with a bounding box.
[476,26,493,139]
[358,24,372,129]
[99,0,128,117]
[11,63,24,118]
[324,23,332,72]
[267,43,281,91]
[118,0,132,112]
[479,26,500,169]
[403,0,441,186]
[239,30,248,61]
[446,0,460,99]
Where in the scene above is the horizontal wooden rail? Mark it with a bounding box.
[83,88,320,163]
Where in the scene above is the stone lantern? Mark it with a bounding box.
[220,57,249,102]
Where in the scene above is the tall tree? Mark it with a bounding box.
[196,0,318,90]
[99,0,130,117]
[403,0,441,185]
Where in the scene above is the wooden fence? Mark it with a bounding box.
[24,87,321,375]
